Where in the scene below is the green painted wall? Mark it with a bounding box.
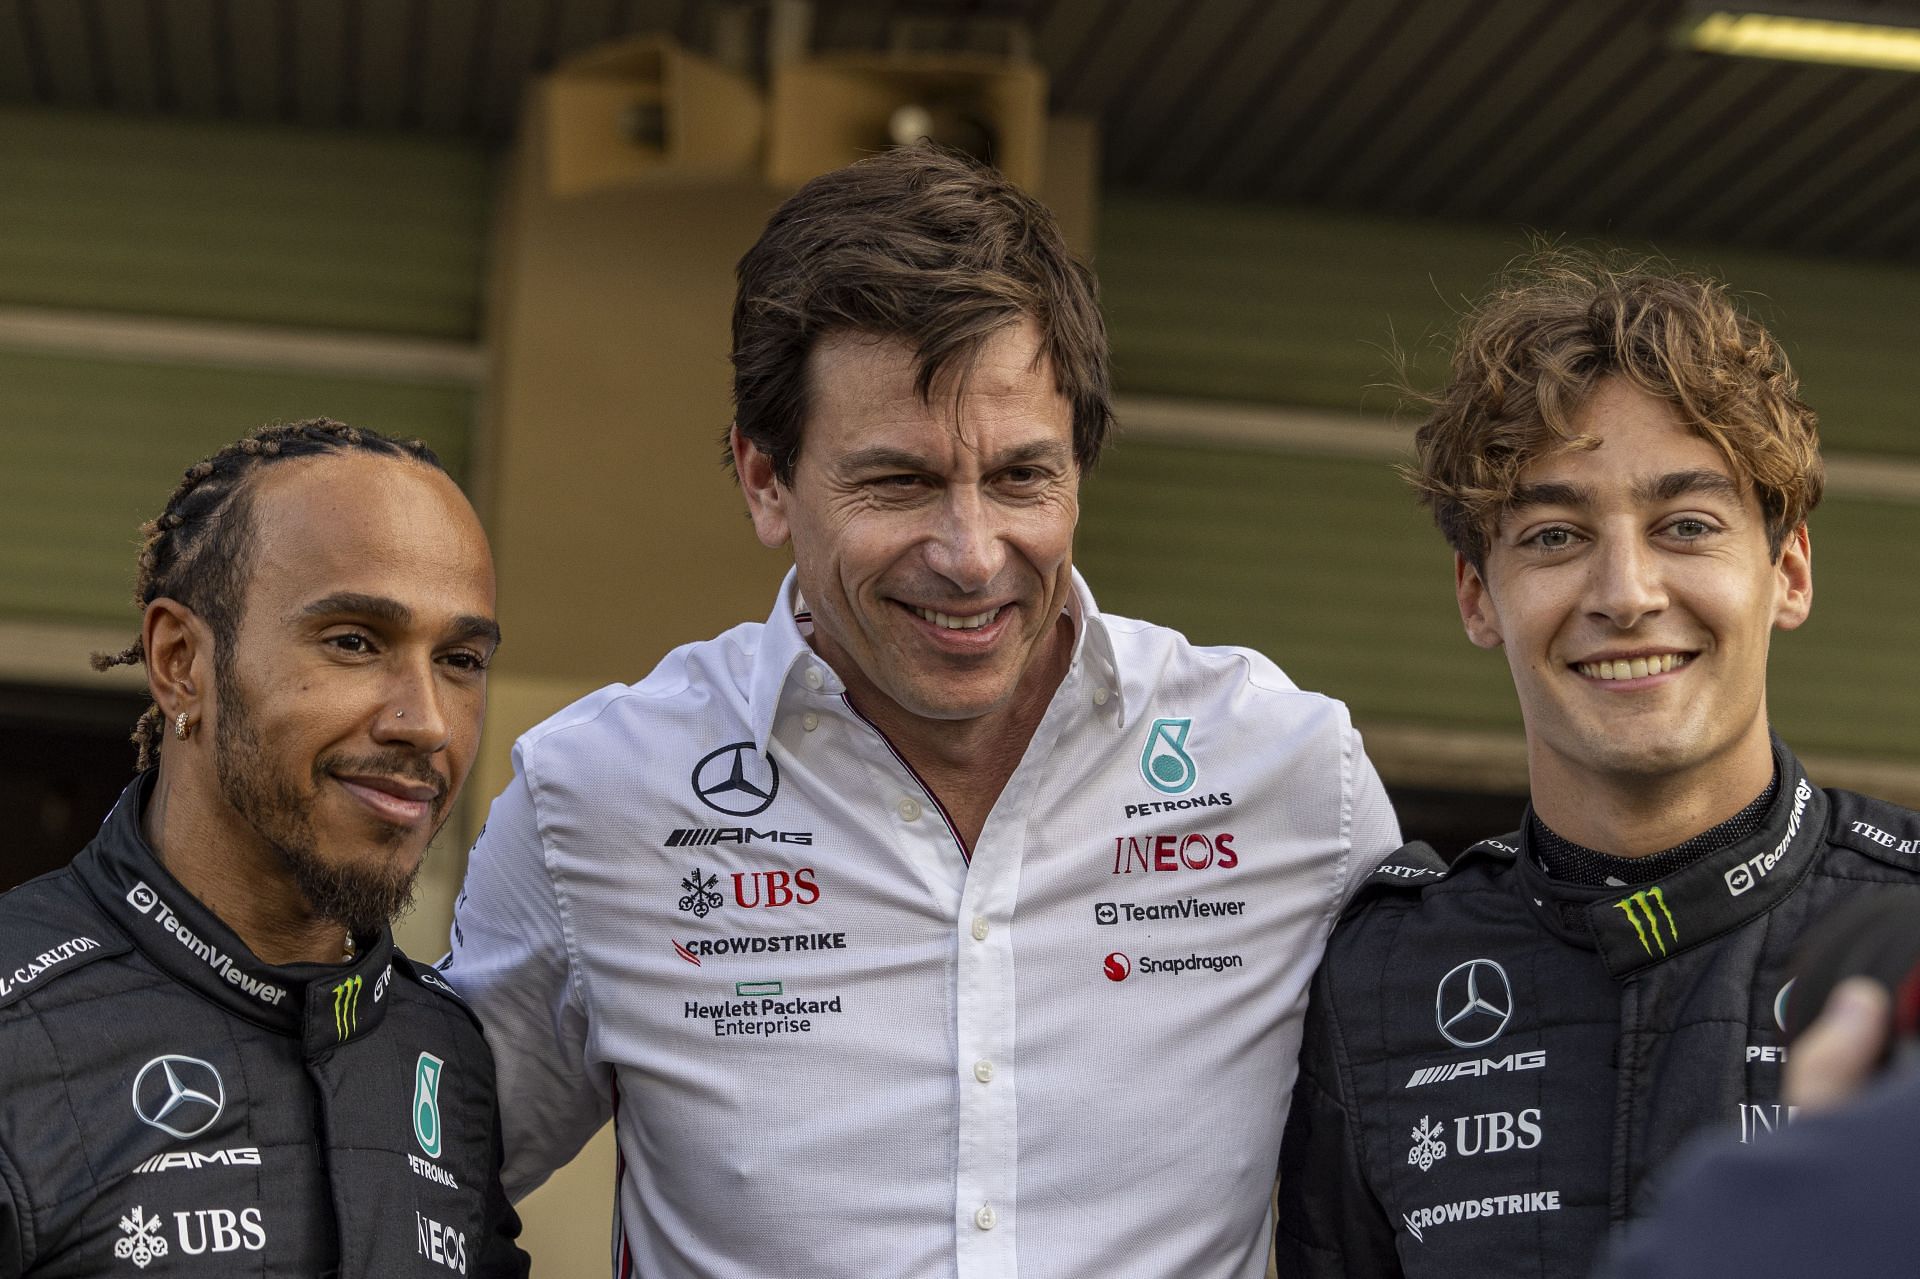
[1099,196,1920,457]
[0,108,492,337]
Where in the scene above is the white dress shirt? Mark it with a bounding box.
[443,568,1400,1278]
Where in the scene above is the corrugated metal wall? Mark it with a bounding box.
[0,108,488,628]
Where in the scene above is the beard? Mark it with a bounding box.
[213,660,439,938]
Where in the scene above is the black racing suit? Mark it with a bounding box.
[0,777,528,1278]
[1275,738,1920,1278]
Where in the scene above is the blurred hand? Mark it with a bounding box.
[1784,977,1891,1113]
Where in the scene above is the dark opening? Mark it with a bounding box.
[0,682,147,893]
[1388,784,1530,863]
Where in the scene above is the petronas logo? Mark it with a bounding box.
[1140,718,1197,794]
[1614,887,1678,957]
[414,1053,444,1158]
[332,975,363,1041]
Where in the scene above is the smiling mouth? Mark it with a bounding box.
[1574,653,1692,681]
[910,604,1003,631]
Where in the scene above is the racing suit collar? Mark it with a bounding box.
[1514,736,1826,979]
[73,773,398,1051]
[745,566,1131,754]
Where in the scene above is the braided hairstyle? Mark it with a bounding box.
[93,419,445,770]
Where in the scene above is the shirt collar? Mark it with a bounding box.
[1515,736,1827,979]
[744,566,1135,754]
[73,773,398,1054]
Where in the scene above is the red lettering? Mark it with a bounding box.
[1113,837,1150,874]
[731,873,760,908]
[1154,834,1177,871]
[1179,833,1213,869]
[794,867,820,904]
[1215,833,1238,869]
[765,871,794,907]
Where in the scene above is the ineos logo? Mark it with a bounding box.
[692,743,779,817]
[1435,959,1513,1049]
[132,1055,225,1139]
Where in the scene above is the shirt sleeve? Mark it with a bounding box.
[1274,954,1403,1278]
[441,740,612,1202]
[1342,724,1405,902]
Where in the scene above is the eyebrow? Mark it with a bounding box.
[1507,469,1742,514]
[299,592,501,648]
[836,440,1074,474]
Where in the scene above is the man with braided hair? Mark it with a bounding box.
[1274,252,1920,1276]
[0,420,528,1277]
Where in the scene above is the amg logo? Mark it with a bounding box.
[133,1148,262,1173]
[666,827,813,847]
[1405,1050,1547,1089]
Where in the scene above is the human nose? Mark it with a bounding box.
[1585,534,1667,629]
[923,488,1006,592]
[373,655,452,753]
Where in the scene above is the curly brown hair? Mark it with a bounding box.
[730,142,1112,483]
[1408,250,1824,569]
[92,419,443,770]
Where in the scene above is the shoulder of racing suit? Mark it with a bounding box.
[1342,833,1522,918]
[1823,788,1920,876]
[0,867,131,1014]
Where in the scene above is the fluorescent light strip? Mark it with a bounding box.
[1686,11,1920,72]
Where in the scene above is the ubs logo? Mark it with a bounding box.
[692,743,780,817]
[133,1055,225,1139]
[1435,959,1513,1049]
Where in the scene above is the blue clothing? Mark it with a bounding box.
[1598,1060,1920,1279]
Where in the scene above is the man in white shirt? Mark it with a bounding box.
[441,143,1401,1278]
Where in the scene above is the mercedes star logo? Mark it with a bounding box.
[691,742,779,817]
[1435,958,1514,1049]
[132,1055,225,1139]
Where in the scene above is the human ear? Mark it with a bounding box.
[1456,553,1504,650]
[1772,524,1813,632]
[731,425,791,550]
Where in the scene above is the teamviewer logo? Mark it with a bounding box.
[1094,902,1119,925]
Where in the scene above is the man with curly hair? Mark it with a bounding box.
[1274,253,1920,1277]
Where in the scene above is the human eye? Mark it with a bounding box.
[1521,525,1581,553]
[441,649,492,675]
[324,630,377,656]
[1663,516,1718,541]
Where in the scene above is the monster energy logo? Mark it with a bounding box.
[333,975,363,1040]
[1614,887,1678,956]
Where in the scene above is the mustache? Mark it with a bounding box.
[316,751,451,807]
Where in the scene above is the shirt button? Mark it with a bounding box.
[970,916,990,942]
[974,1204,997,1231]
[803,667,824,690]
[801,712,820,732]
[973,1060,995,1083]
[1092,687,1109,706]
[897,797,922,822]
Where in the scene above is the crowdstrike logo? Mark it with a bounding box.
[123,881,289,1007]
[673,931,847,965]
[692,742,779,817]
[132,1055,224,1139]
[1402,1190,1561,1243]
[1435,959,1513,1049]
